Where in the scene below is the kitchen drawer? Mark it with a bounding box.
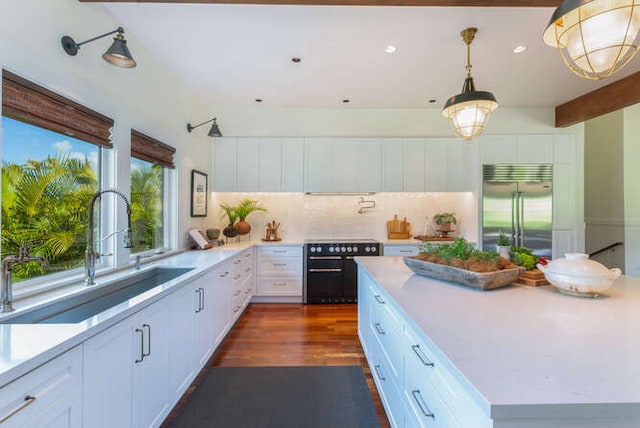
[404,325,488,427]
[0,346,82,428]
[370,295,404,386]
[404,377,460,428]
[258,257,302,277]
[368,348,404,428]
[383,244,421,256]
[257,277,302,295]
[257,246,303,258]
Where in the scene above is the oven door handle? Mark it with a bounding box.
[308,268,343,273]
[309,256,342,260]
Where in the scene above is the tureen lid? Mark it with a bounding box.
[544,253,612,277]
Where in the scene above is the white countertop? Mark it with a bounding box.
[0,242,254,387]
[355,256,640,419]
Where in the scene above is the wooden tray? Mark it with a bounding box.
[403,257,524,290]
[414,235,455,242]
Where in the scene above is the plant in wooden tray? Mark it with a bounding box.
[416,238,518,273]
[510,246,539,271]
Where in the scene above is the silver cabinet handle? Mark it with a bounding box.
[199,287,205,312]
[411,390,435,418]
[219,271,229,277]
[195,289,202,313]
[399,250,414,253]
[234,259,242,264]
[374,323,385,335]
[273,250,287,253]
[309,256,341,260]
[374,295,385,304]
[309,268,342,273]
[412,345,435,367]
[135,327,145,363]
[373,365,385,381]
[0,395,37,424]
[273,282,287,286]
[143,323,151,358]
[272,263,287,267]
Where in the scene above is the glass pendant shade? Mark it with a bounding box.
[442,28,498,142]
[442,77,498,141]
[543,0,640,79]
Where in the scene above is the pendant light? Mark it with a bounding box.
[442,28,498,142]
[543,0,640,80]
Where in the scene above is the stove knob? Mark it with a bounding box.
[310,247,316,253]
[365,247,370,252]
[353,246,358,252]
[329,247,334,252]
[371,246,377,253]
[347,247,352,252]
[316,247,322,253]
[341,247,346,252]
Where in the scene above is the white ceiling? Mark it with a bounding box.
[103,3,640,110]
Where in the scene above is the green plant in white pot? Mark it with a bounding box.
[496,231,511,260]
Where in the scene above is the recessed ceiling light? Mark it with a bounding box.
[513,45,527,54]
[255,98,262,103]
[291,57,302,63]
[342,99,350,103]
[428,99,437,104]
[385,45,397,54]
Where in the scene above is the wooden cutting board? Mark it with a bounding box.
[387,215,411,239]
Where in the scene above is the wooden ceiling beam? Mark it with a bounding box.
[555,71,640,127]
[79,0,559,6]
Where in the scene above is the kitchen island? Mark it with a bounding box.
[356,256,640,428]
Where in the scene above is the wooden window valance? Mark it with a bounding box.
[131,129,176,169]
[2,70,114,148]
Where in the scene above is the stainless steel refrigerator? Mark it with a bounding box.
[482,164,553,257]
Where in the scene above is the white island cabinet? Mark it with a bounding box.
[357,256,640,428]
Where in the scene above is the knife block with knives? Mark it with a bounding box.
[387,214,411,239]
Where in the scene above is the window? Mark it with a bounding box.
[1,71,113,283]
[130,130,175,254]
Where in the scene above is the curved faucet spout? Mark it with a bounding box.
[86,189,133,286]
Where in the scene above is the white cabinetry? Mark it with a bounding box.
[230,249,254,320]
[383,243,421,257]
[0,346,82,428]
[480,134,553,164]
[83,297,171,428]
[213,138,304,192]
[256,246,303,299]
[304,138,382,192]
[359,269,490,428]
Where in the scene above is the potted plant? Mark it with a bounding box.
[496,231,511,260]
[433,212,457,232]
[233,199,267,235]
[220,203,239,239]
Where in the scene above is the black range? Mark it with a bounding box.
[303,239,381,304]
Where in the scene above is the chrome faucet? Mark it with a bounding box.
[1,241,48,313]
[86,189,133,286]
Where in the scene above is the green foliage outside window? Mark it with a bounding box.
[130,158,164,253]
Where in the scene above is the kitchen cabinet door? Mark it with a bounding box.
[553,163,575,229]
[448,138,478,192]
[518,134,553,163]
[213,137,237,191]
[167,283,198,400]
[426,139,449,192]
[403,139,426,192]
[381,139,404,192]
[131,298,171,428]
[259,138,282,192]
[356,138,382,192]
[207,260,233,350]
[333,139,359,192]
[480,135,517,164]
[282,138,304,192]
[304,138,334,192]
[235,138,260,192]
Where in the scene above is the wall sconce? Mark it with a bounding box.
[187,118,223,137]
[442,27,498,141]
[543,0,640,80]
[61,27,137,68]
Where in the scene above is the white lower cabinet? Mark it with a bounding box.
[83,297,171,428]
[358,268,490,428]
[383,244,421,257]
[0,346,82,428]
[256,245,303,297]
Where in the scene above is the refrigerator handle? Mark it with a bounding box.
[519,191,525,247]
[511,192,517,245]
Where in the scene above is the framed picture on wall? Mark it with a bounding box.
[191,169,208,217]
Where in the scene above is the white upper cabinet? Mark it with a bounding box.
[403,138,427,192]
[304,138,334,192]
[481,134,553,164]
[282,138,304,192]
[213,137,237,191]
[236,138,260,191]
[381,138,404,192]
[259,138,282,192]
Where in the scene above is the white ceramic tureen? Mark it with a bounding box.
[537,253,621,297]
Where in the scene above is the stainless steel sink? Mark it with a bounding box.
[0,267,193,324]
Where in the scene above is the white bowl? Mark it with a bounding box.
[537,253,621,297]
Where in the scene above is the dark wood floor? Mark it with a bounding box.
[162,302,391,427]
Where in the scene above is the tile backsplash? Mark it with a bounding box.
[209,192,478,243]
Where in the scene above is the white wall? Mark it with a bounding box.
[0,0,213,253]
[624,104,640,277]
[211,192,477,243]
